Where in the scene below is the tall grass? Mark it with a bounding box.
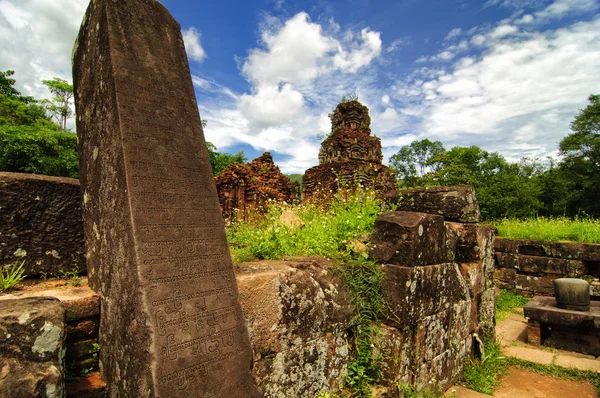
[496,289,530,322]
[493,217,600,243]
[227,188,390,263]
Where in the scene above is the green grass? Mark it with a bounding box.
[461,341,510,395]
[495,289,530,322]
[493,216,600,243]
[506,358,600,392]
[0,261,26,292]
[228,188,390,262]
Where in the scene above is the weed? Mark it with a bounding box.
[493,216,600,243]
[335,260,384,397]
[58,267,81,287]
[495,289,530,322]
[397,382,451,398]
[0,261,26,292]
[460,340,509,394]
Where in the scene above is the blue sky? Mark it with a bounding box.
[1,0,599,173]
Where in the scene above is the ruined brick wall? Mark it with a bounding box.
[215,152,297,221]
[495,238,600,296]
[0,172,85,277]
[303,100,397,200]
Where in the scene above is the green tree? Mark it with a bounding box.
[0,70,34,103]
[206,142,246,176]
[557,94,600,216]
[41,78,74,131]
[389,138,446,187]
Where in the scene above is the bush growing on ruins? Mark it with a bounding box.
[227,187,387,262]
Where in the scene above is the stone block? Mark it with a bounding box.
[516,274,555,294]
[459,261,484,297]
[374,324,415,389]
[396,185,481,223]
[381,263,469,329]
[552,242,600,261]
[370,211,447,267]
[515,240,553,257]
[65,338,98,361]
[504,254,585,277]
[236,260,352,394]
[66,318,99,340]
[65,371,106,398]
[495,268,516,290]
[0,297,66,397]
[0,172,85,277]
[450,299,472,344]
[494,237,515,253]
[478,288,496,339]
[446,223,494,262]
[415,310,451,363]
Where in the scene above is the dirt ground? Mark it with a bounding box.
[450,367,599,398]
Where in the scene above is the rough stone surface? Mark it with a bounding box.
[0,172,85,277]
[516,275,555,294]
[381,263,470,329]
[65,371,106,398]
[495,268,517,290]
[396,185,481,223]
[215,152,297,221]
[235,259,352,397]
[302,100,397,200]
[72,1,259,396]
[496,253,585,277]
[0,297,65,398]
[370,211,447,267]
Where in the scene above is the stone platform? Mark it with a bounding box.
[524,296,600,353]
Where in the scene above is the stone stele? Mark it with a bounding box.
[72,1,261,396]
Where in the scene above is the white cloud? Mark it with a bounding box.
[332,28,382,72]
[535,0,598,21]
[238,84,304,129]
[381,94,390,105]
[489,24,518,38]
[471,35,487,45]
[398,16,600,161]
[0,0,87,101]
[444,28,463,41]
[182,27,207,63]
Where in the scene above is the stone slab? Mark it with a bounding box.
[395,185,481,223]
[516,274,555,294]
[555,353,600,371]
[501,345,554,365]
[524,296,600,328]
[495,252,585,277]
[72,0,259,396]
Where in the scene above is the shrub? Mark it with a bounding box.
[0,261,26,292]
[0,125,78,178]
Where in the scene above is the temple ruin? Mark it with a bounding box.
[302,100,397,200]
[215,152,298,221]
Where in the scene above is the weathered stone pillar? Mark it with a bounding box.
[72,1,260,396]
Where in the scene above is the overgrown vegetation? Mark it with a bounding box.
[461,339,600,395]
[228,188,387,396]
[227,188,387,262]
[460,341,510,394]
[493,216,600,243]
[336,260,383,396]
[397,382,454,398]
[0,261,26,292]
[495,289,530,322]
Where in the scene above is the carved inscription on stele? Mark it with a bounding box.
[116,79,252,395]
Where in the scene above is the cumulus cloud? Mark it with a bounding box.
[395,14,600,161]
[444,28,463,41]
[0,0,87,100]
[182,27,207,63]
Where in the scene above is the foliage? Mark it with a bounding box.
[397,382,450,398]
[460,340,509,395]
[206,141,246,176]
[557,94,600,217]
[340,93,359,103]
[389,139,445,187]
[0,93,57,128]
[0,69,35,103]
[493,216,600,243]
[227,188,386,262]
[0,261,26,292]
[336,260,383,397]
[286,173,303,184]
[0,125,78,178]
[495,289,530,322]
[41,77,74,131]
